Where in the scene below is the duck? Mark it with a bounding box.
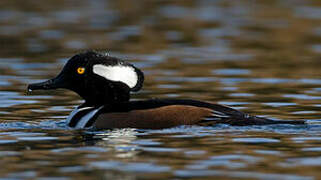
[27,51,305,129]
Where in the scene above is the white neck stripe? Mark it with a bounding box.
[66,106,103,129]
[75,106,104,129]
[66,106,94,125]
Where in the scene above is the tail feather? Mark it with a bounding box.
[233,115,305,126]
[200,115,305,126]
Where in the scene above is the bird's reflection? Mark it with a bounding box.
[85,128,140,158]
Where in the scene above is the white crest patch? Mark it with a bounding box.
[93,64,138,88]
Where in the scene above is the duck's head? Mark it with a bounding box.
[27,51,144,107]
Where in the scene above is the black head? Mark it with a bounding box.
[28,51,144,106]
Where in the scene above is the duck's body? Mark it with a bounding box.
[67,98,304,129]
[28,51,305,129]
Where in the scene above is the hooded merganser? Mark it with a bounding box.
[27,51,305,129]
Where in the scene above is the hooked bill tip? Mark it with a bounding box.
[26,85,33,95]
[26,77,65,93]
[26,82,47,93]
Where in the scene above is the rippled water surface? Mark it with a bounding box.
[1,0,321,179]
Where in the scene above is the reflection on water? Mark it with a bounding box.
[0,0,321,179]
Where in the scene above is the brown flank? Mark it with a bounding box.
[94,105,212,129]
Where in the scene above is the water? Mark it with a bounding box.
[0,0,321,179]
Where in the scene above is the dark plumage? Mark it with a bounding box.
[27,51,305,129]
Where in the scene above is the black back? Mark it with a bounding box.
[101,98,244,117]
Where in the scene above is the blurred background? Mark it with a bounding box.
[0,0,321,179]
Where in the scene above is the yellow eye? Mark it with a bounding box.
[77,67,85,74]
